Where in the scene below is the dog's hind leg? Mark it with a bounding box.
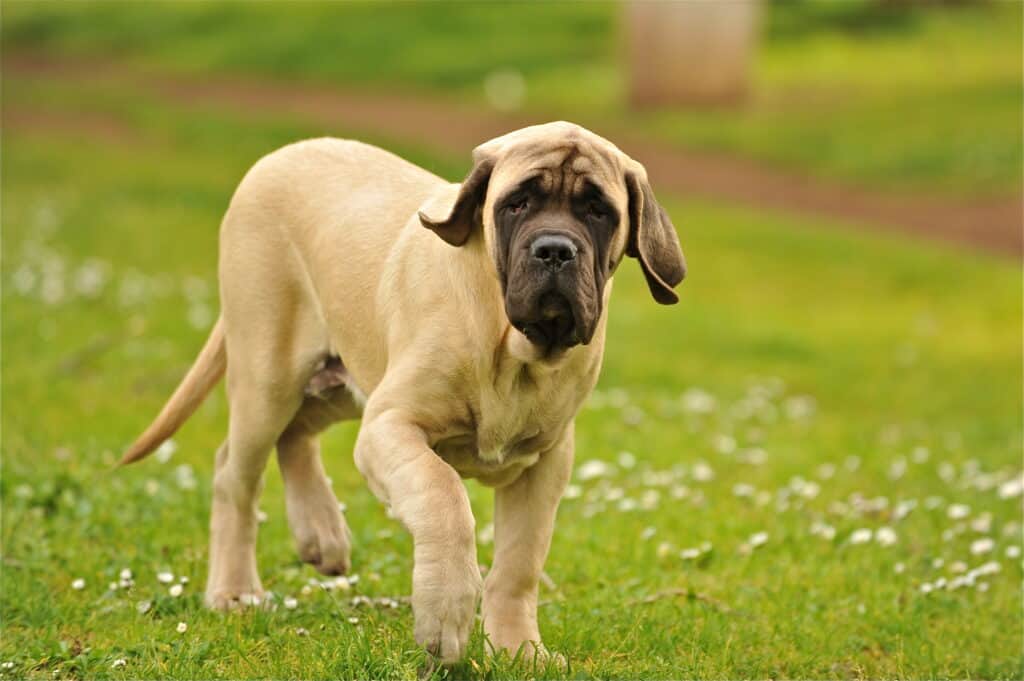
[206,373,302,609]
[277,377,362,576]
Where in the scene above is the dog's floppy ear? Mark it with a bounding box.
[419,156,495,247]
[625,166,686,304]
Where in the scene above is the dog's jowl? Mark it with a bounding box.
[123,121,685,664]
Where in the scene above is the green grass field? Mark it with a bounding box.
[3,0,1022,195]
[2,3,1023,679]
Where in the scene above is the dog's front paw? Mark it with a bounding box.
[412,558,482,664]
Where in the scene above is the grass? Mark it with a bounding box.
[2,0,1022,195]
[1,65,1022,679]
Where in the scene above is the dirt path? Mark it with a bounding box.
[6,54,1021,256]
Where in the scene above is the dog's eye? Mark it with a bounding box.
[587,201,607,220]
[507,198,529,215]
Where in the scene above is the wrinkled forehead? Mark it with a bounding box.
[485,131,629,205]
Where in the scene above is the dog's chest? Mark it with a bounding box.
[433,368,581,483]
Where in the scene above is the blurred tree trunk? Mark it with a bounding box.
[625,0,761,108]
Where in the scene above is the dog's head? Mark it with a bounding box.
[420,121,686,357]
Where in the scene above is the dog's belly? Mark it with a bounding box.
[433,433,542,487]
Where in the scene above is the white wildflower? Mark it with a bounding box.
[238,593,260,606]
[681,388,716,414]
[641,526,656,541]
[849,528,872,545]
[971,512,992,533]
[1005,545,1021,559]
[71,578,85,590]
[692,461,714,482]
[783,395,816,420]
[187,302,213,331]
[810,521,836,540]
[157,571,174,584]
[576,460,614,481]
[616,451,636,469]
[732,483,755,498]
[712,434,736,455]
[739,447,767,465]
[970,538,995,555]
[948,576,968,590]
[749,531,769,548]
[284,596,298,610]
[816,463,836,480]
[971,561,1001,577]
[604,487,624,502]
[998,474,1024,499]
[947,504,970,520]
[176,622,187,634]
[894,499,917,521]
[175,464,197,490]
[111,659,126,669]
[155,440,177,463]
[169,583,184,597]
[875,527,897,546]
[621,406,644,425]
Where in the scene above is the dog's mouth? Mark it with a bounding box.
[512,292,579,354]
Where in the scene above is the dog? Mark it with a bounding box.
[123,121,685,663]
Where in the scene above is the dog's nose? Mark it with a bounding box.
[530,234,577,271]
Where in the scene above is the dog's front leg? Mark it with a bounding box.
[354,408,481,665]
[482,425,573,660]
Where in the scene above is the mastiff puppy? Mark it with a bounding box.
[123,121,685,663]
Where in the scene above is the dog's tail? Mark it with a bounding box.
[120,317,227,465]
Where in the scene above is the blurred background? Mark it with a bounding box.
[2,1,1022,679]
